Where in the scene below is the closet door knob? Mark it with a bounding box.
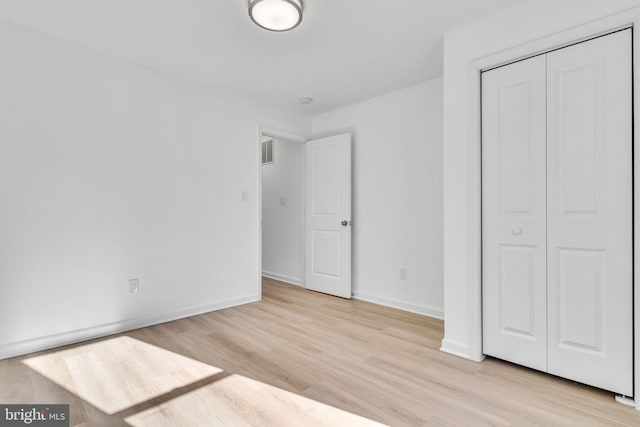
[512,227,523,236]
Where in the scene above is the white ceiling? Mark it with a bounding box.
[0,0,523,114]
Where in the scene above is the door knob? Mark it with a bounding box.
[512,227,523,235]
[341,220,349,226]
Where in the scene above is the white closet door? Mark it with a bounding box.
[546,30,632,396]
[482,55,548,371]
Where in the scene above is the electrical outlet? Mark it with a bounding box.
[400,268,408,280]
[129,278,139,294]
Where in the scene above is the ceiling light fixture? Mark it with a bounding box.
[249,0,303,32]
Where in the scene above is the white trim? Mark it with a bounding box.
[260,125,307,144]
[257,125,264,299]
[476,24,634,72]
[262,271,303,287]
[440,339,485,361]
[0,295,258,360]
[616,395,636,407]
[353,291,444,320]
[451,6,640,408]
[632,21,640,412]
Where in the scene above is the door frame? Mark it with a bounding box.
[256,125,308,298]
[480,29,634,396]
[460,11,640,406]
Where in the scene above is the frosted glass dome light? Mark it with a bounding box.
[249,0,303,32]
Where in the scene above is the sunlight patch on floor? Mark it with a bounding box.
[125,373,386,427]
[22,335,385,425]
[22,336,222,414]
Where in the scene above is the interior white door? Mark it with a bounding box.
[305,133,352,298]
[546,29,633,396]
[482,55,548,371]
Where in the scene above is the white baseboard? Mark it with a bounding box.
[615,395,636,407]
[352,291,444,320]
[440,338,481,360]
[0,295,259,360]
[262,271,303,287]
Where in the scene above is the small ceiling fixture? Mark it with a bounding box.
[298,97,313,105]
[249,0,303,32]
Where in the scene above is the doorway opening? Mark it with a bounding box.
[480,28,633,398]
[257,126,353,299]
[257,127,307,298]
[260,134,306,291]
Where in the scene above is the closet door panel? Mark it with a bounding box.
[546,29,632,396]
[482,55,548,371]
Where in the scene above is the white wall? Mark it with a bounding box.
[0,20,310,358]
[441,0,640,362]
[261,138,304,285]
[312,79,444,318]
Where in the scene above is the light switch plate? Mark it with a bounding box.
[129,279,139,293]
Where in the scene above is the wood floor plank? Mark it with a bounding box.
[1,278,639,426]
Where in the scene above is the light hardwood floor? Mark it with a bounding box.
[1,277,640,426]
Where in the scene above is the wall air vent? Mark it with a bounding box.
[262,139,274,165]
